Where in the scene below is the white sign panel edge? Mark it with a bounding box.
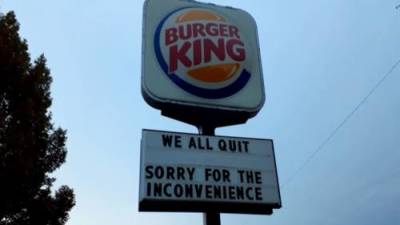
[138,129,282,214]
[141,0,265,113]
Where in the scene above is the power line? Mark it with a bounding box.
[281,57,400,190]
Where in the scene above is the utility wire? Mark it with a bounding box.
[281,57,400,190]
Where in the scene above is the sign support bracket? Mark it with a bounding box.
[197,125,221,225]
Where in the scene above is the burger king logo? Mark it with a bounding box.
[154,7,252,99]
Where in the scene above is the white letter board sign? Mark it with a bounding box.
[139,129,282,214]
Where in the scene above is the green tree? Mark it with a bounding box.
[0,12,75,225]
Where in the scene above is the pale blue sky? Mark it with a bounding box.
[2,0,400,225]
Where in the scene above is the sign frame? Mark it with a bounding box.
[138,129,282,215]
[141,0,266,127]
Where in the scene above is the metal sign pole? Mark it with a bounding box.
[203,212,221,225]
[198,125,221,225]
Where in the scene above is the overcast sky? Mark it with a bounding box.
[2,0,400,225]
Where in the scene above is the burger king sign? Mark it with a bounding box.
[142,0,265,127]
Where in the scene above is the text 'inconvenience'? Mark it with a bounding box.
[140,130,280,205]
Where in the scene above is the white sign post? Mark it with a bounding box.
[139,130,281,214]
[140,0,281,223]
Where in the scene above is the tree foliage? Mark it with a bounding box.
[0,12,75,225]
